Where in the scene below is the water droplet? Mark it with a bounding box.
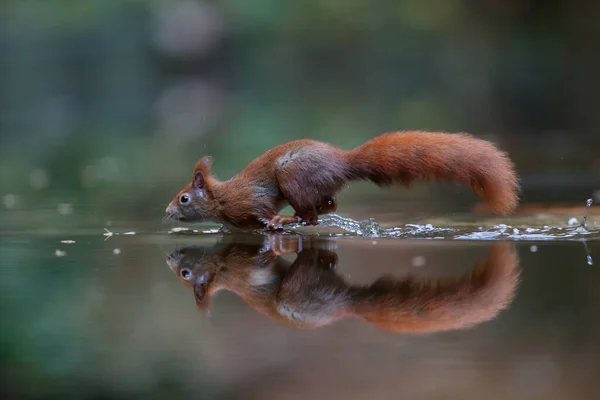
[568,217,578,226]
[411,256,426,267]
[582,241,593,266]
[530,245,538,253]
[582,198,593,228]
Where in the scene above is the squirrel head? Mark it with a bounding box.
[165,156,219,223]
[166,247,217,311]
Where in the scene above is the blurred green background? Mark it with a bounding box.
[1,0,600,228]
[2,2,600,399]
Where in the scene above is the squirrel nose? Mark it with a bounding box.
[166,250,181,268]
[165,205,178,217]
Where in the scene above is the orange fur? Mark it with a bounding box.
[165,131,519,230]
[350,243,520,333]
[347,132,519,214]
[166,235,520,334]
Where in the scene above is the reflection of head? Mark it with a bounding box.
[167,246,220,311]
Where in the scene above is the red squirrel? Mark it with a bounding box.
[165,131,519,230]
[166,235,520,333]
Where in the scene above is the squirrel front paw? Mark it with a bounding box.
[265,215,301,230]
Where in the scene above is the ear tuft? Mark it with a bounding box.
[192,156,213,190]
[194,156,213,175]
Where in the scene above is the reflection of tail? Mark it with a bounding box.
[350,243,520,333]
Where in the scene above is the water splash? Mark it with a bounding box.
[455,224,597,241]
[103,228,135,240]
[316,214,599,240]
[582,198,593,228]
[317,214,455,238]
[167,227,221,235]
[583,241,594,266]
[162,217,599,241]
[162,198,599,241]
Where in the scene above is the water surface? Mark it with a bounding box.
[1,204,600,399]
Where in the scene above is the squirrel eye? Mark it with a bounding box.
[179,194,190,204]
[180,268,192,280]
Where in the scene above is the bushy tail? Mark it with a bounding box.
[345,131,520,214]
[348,243,520,333]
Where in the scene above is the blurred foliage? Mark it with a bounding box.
[1,0,600,220]
[3,2,600,398]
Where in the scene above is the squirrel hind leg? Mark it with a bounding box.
[275,147,347,224]
[264,198,334,229]
[276,180,330,226]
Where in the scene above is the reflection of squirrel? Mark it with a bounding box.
[166,235,520,333]
[165,131,519,230]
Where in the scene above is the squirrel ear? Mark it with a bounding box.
[192,271,212,305]
[193,283,214,314]
[193,284,206,303]
[192,156,213,190]
[193,170,205,190]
